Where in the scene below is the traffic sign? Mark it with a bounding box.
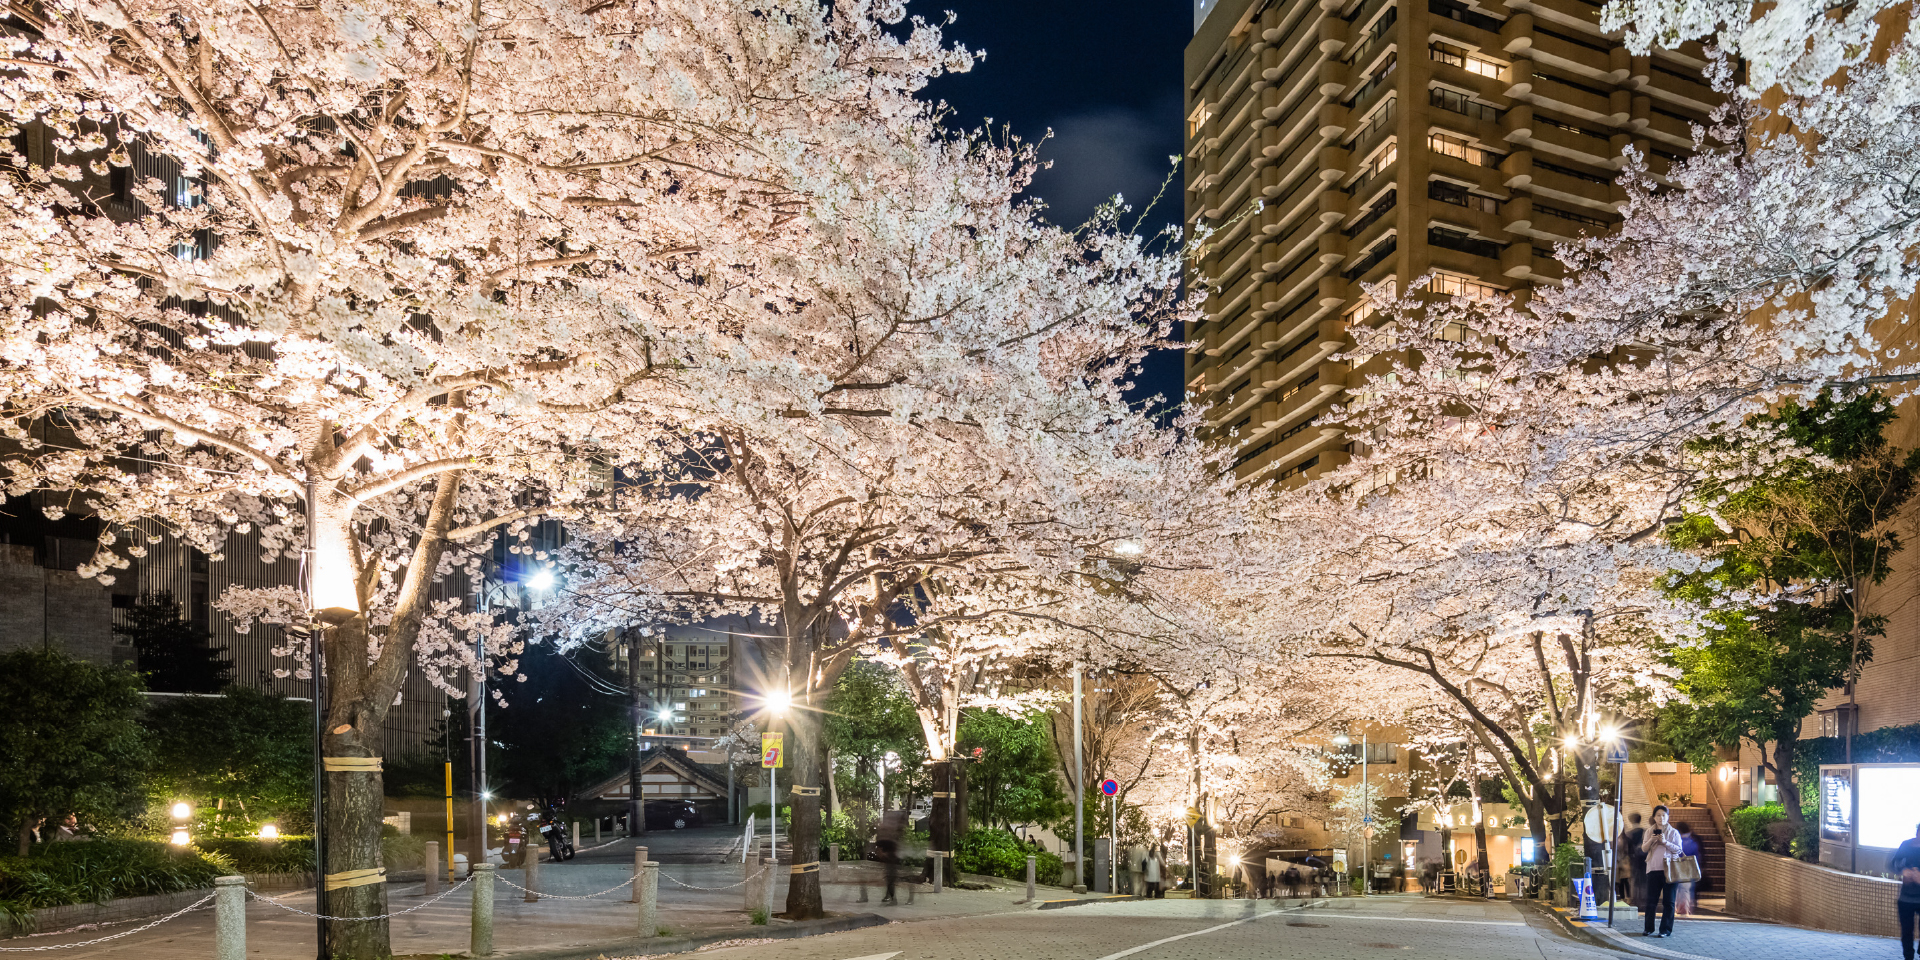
[1099,778,1119,797]
[1582,802,1619,843]
[761,732,784,768]
[1604,743,1629,764]
[1184,807,1202,827]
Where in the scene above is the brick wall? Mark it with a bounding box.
[1725,839,1900,937]
[0,543,116,662]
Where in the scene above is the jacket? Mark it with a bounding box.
[1890,838,1920,904]
[1641,824,1683,872]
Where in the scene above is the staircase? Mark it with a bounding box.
[1667,806,1725,894]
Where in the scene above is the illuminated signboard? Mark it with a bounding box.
[1858,765,1920,850]
[1819,765,1852,844]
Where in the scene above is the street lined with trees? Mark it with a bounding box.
[4,0,1920,953]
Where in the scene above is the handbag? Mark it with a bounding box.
[1666,855,1702,884]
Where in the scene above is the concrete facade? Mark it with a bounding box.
[0,543,117,662]
[1185,0,1713,485]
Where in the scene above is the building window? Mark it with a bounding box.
[1277,455,1321,482]
[1818,706,1857,740]
[1428,41,1501,78]
[1350,97,1397,146]
[1428,133,1499,167]
[1428,179,1498,213]
[1429,0,1503,31]
[1430,270,1503,301]
[1429,86,1500,122]
[1428,226,1503,259]
[1536,203,1612,230]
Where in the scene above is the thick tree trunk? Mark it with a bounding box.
[320,617,393,960]
[1575,745,1604,869]
[1770,735,1805,827]
[17,819,31,857]
[781,712,825,920]
[925,760,952,883]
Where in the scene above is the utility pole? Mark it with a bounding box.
[628,631,646,836]
[468,628,488,873]
[1072,662,1085,894]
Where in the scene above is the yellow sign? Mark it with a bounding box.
[761,732,784,768]
[1185,807,1202,827]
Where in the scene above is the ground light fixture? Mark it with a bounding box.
[171,801,192,819]
[170,828,191,845]
[258,823,280,840]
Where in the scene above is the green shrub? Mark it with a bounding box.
[1548,841,1584,886]
[1726,803,1787,852]
[952,829,1061,883]
[817,809,857,857]
[0,839,232,921]
[195,836,314,873]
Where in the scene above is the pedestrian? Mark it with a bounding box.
[1127,842,1147,897]
[1640,804,1682,938]
[1889,822,1920,960]
[877,836,902,905]
[1674,823,1701,915]
[1143,848,1164,898]
[1621,812,1646,907]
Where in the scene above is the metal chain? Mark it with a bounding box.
[657,867,767,892]
[492,876,636,900]
[0,894,215,951]
[245,878,471,920]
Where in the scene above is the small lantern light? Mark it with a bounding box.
[170,828,191,846]
[171,801,192,820]
[258,823,280,840]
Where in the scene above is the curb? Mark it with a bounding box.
[1034,894,1145,910]
[477,912,890,960]
[1516,899,1714,960]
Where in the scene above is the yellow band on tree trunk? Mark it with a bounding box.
[789,862,820,874]
[789,785,821,797]
[321,756,383,772]
[323,868,387,890]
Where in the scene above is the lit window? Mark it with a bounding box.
[1430,271,1503,301]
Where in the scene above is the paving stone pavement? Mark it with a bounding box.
[0,856,1115,960]
[1568,906,1902,960]
[604,894,1627,960]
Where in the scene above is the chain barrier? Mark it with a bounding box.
[245,878,472,921]
[491,876,636,901]
[657,867,768,892]
[0,894,215,951]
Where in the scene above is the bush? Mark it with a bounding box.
[196,836,314,873]
[1726,803,1786,852]
[952,828,1061,883]
[0,839,232,924]
[1548,841,1583,886]
[818,809,857,858]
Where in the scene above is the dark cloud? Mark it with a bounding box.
[1028,95,1184,229]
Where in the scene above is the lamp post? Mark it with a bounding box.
[763,689,790,870]
[1334,727,1370,897]
[1071,661,1086,894]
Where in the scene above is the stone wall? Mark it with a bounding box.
[0,544,116,662]
[1725,839,1900,937]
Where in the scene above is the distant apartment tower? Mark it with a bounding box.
[614,618,754,743]
[1186,0,1715,484]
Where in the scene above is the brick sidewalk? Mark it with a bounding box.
[0,859,1118,960]
[1547,902,1900,960]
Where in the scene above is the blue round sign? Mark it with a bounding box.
[1099,778,1119,796]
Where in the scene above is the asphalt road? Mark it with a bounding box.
[572,824,745,865]
[611,895,1626,960]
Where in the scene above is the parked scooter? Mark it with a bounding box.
[538,808,576,861]
[503,817,528,867]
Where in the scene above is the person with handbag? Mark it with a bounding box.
[1889,822,1920,960]
[1640,805,1684,938]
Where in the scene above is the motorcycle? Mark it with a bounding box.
[538,814,576,861]
[503,820,527,867]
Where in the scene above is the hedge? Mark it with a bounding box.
[0,840,232,928]
[953,828,1062,883]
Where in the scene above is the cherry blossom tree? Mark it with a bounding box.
[0,0,975,952]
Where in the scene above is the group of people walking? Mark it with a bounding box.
[1614,805,1704,939]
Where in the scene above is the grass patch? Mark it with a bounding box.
[748,908,768,925]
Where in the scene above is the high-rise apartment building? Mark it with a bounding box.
[1186,0,1715,485]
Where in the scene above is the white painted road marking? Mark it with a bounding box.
[1090,905,1301,960]
[1312,913,1526,926]
[837,953,903,960]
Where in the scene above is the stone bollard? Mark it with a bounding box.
[470,863,496,957]
[572,821,581,852]
[424,841,440,896]
[595,819,602,844]
[636,861,659,938]
[630,846,649,903]
[742,840,762,912]
[932,853,943,894]
[523,848,541,902]
[828,843,839,882]
[1026,856,1037,903]
[762,856,776,918]
[214,876,245,960]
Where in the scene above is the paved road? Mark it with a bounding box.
[573,825,742,865]
[602,895,1624,960]
[1576,907,1897,960]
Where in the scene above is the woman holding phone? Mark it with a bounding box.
[1640,805,1683,938]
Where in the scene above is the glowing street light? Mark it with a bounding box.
[170,801,192,820]
[527,568,555,591]
[763,688,791,714]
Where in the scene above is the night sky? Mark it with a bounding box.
[921,0,1191,412]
